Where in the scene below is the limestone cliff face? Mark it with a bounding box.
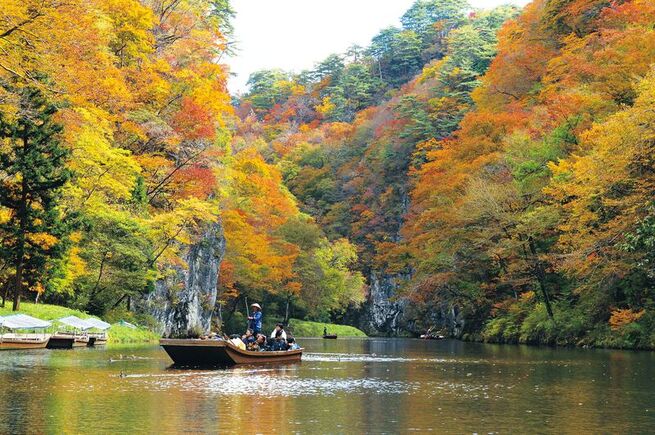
[138,222,225,338]
[360,271,467,337]
[360,271,411,335]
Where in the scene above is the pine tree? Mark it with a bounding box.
[0,86,71,311]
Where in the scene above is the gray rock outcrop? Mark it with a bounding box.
[138,222,225,338]
[360,271,410,335]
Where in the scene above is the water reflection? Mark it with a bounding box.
[1,339,654,433]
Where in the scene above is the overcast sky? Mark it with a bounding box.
[226,0,533,94]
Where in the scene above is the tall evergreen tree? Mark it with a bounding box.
[0,86,71,310]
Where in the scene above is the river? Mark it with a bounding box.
[0,338,653,434]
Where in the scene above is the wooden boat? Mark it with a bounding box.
[73,335,90,347]
[323,334,338,339]
[419,334,445,340]
[88,333,107,346]
[47,332,89,348]
[47,333,76,349]
[160,338,303,366]
[0,333,51,350]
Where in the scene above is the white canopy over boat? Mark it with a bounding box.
[84,318,111,330]
[57,316,92,330]
[0,314,52,330]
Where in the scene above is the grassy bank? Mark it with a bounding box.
[0,302,158,344]
[287,318,367,337]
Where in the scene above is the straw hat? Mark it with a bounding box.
[250,303,262,310]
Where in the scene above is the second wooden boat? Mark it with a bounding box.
[48,333,90,348]
[160,338,303,366]
[323,334,338,339]
[88,333,107,346]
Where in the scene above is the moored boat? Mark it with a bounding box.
[47,333,76,349]
[0,333,51,350]
[323,334,338,339]
[55,316,93,347]
[88,334,107,346]
[83,318,111,346]
[160,338,303,366]
[0,314,52,350]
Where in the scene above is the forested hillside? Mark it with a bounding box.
[236,0,655,348]
[2,0,655,348]
[0,0,364,329]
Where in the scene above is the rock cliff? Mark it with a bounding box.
[138,222,225,337]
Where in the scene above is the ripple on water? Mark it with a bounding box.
[121,369,419,397]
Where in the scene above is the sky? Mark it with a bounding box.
[226,0,533,94]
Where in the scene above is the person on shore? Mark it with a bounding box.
[270,323,287,341]
[248,303,263,335]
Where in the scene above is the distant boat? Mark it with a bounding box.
[0,314,52,350]
[323,334,338,339]
[160,338,303,366]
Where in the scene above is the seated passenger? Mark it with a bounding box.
[270,323,287,340]
[287,337,300,350]
[272,330,288,351]
[241,329,256,346]
[255,333,268,351]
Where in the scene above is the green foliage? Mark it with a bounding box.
[0,86,72,310]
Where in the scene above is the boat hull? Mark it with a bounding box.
[47,334,76,349]
[73,337,89,347]
[88,334,107,346]
[0,334,51,350]
[160,339,302,366]
[323,335,338,339]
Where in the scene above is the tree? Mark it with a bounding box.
[0,87,71,310]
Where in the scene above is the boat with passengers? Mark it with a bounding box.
[160,337,303,366]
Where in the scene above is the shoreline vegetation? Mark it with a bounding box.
[3,301,652,350]
[0,302,158,344]
[0,302,368,343]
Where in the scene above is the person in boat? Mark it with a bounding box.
[323,327,327,336]
[272,330,288,351]
[242,329,256,347]
[254,333,269,351]
[246,333,264,352]
[287,337,300,350]
[270,323,287,341]
[248,303,263,335]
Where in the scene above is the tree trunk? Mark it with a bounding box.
[284,296,290,325]
[13,136,29,312]
[13,260,23,311]
[528,237,554,320]
[2,284,7,308]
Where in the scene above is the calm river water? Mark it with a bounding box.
[0,338,654,434]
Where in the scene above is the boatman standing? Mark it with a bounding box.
[248,303,263,335]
